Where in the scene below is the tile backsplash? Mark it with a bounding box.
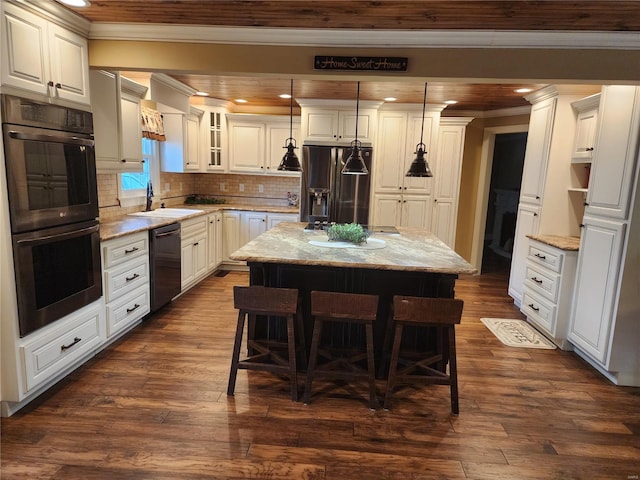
[98,172,301,220]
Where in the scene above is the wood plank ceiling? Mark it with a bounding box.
[62,1,640,111]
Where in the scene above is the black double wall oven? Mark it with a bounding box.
[2,95,102,337]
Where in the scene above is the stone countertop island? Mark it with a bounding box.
[231,222,476,364]
[230,222,477,275]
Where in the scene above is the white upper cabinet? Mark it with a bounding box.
[571,93,600,162]
[519,96,557,205]
[1,2,90,106]
[227,114,301,175]
[298,99,381,145]
[586,86,640,220]
[195,101,229,172]
[90,71,147,172]
[160,109,203,173]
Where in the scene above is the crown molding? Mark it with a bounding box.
[439,117,475,126]
[9,0,90,36]
[445,105,532,119]
[296,98,384,110]
[378,103,446,114]
[88,23,640,50]
[571,93,601,112]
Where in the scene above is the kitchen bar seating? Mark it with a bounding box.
[303,291,379,409]
[228,286,306,402]
[383,296,464,414]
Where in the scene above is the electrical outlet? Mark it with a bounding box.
[258,184,264,193]
[164,183,170,192]
[239,183,244,192]
[220,182,226,192]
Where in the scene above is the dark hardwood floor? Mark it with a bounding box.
[2,269,639,479]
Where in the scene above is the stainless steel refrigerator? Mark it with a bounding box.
[301,144,373,225]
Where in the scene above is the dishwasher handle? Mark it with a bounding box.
[154,229,180,238]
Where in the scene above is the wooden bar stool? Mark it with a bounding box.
[383,296,464,414]
[227,286,306,402]
[303,291,379,409]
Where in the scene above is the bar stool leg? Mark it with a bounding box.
[448,326,459,415]
[227,310,246,396]
[286,313,298,402]
[383,323,404,410]
[303,318,324,405]
[365,323,379,409]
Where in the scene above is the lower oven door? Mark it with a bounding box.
[12,220,103,337]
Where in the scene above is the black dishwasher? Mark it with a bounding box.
[149,222,181,312]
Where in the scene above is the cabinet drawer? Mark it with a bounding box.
[524,262,560,302]
[106,285,150,337]
[181,217,207,237]
[528,243,562,272]
[22,302,104,392]
[103,232,148,269]
[104,257,149,302]
[521,291,556,335]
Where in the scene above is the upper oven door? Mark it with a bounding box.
[3,123,98,233]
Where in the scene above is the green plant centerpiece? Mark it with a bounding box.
[326,223,370,245]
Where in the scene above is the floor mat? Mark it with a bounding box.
[480,318,557,349]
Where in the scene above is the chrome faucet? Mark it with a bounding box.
[145,181,154,211]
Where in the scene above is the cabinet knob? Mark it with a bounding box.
[55,82,62,89]
[403,200,407,203]
[47,80,54,87]
[533,213,538,216]
[403,187,407,190]
[583,202,589,206]
[266,166,270,169]
[535,195,540,200]
[399,187,402,190]
[397,200,401,203]
[587,147,594,151]
[333,135,337,138]
[579,223,584,228]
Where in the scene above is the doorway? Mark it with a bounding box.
[481,132,527,274]
[470,124,529,274]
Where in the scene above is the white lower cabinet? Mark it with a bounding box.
[568,217,625,364]
[21,301,105,393]
[372,194,432,228]
[508,203,541,306]
[180,216,208,290]
[102,231,150,337]
[266,213,298,229]
[222,211,243,264]
[520,239,577,349]
[207,211,223,272]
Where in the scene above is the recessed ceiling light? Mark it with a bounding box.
[57,0,91,7]
[444,100,458,105]
[195,91,209,97]
[384,97,397,102]
[235,99,248,104]
[279,93,292,99]
[515,88,533,94]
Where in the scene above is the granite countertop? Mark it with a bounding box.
[527,234,581,251]
[230,222,478,275]
[99,204,299,241]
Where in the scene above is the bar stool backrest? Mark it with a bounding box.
[311,291,378,321]
[233,286,299,316]
[393,296,463,325]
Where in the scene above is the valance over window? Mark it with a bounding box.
[141,106,166,141]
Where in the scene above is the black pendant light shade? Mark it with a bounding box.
[406,82,433,178]
[342,81,368,175]
[278,79,301,172]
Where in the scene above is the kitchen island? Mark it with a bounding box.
[230,223,476,360]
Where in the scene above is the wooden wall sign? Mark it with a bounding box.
[314,56,408,72]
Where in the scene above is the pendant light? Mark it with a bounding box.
[406,82,433,177]
[278,79,301,172]
[342,81,368,175]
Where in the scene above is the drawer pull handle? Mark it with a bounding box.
[534,253,546,260]
[126,303,141,314]
[124,247,139,254]
[125,273,140,282]
[61,337,82,352]
[193,242,199,246]
[528,303,540,312]
[531,277,543,284]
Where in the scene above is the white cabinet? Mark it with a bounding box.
[180,216,208,290]
[90,71,148,172]
[207,211,223,272]
[519,96,557,205]
[571,94,600,161]
[1,2,90,105]
[102,231,150,337]
[222,211,243,264]
[298,99,381,145]
[585,86,640,220]
[569,217,625,363]
[242,211,267,244]
[197,101,229,172]
[266,213,298,229]
[520,239,577,349]
[227,114,301,174]
[372,193,432,228]
[508,204,541,305]
[161,109,203,172]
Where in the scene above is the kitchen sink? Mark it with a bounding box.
[128,208,205,219]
